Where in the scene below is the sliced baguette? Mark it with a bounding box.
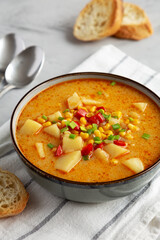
[0,169,29,218]
[73,0,123,41]
[114,2,153,40]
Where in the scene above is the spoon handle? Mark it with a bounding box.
[0,84,15,98]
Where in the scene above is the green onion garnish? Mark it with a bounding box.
[69,121,77,129]
[112,116,118,119]
[98,109,105,114]
[60,127,69,133]
[102,113,111,120]
[110,81,116,86]
[97,91,102,95]
[80,126,87,132]
[114,135,120,140]
[112,123,121,130]
[83,155,89,161]
[52,121,57,124]
[47,143,54,149]
[94,136,102,144]
[119,128,126,132]
[142,133,150,140]
[92,124,98,130]
[87,129,93,135]
[63,109,70,113]
[128,117,134,122]
[42,115,48,120]
[69,134,76,139]
[58,117,64,121]
[108,135,115,140]
[65,120,71,127]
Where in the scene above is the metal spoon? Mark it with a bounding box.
[0,33,25,73]
[0,46,45,98]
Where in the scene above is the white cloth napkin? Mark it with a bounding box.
[0,45,160,240]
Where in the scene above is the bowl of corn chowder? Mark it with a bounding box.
[11,72,160,202]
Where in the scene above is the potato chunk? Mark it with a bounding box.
[55,151,81,172]
[133,103,147,112]
[48,111,62,122]
[94,148,109,162]
[44,124,60,138]
[35,143,45,158]
[122,158,144,173]
[67,92,82,109]
[104,143,129,159]
[62,134,83,153]
[20,119,42,135]
[109,117,120,125]
[81,97,101,105]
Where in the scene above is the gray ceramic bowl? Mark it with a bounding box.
[11,72,160,203]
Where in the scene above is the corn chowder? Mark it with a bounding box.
[16,79,160,182]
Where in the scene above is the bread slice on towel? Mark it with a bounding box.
[0,169,29,218]
[73,0,123,41]
[114,2,153,40]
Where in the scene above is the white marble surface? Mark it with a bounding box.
[0,0,159,125]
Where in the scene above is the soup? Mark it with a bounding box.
[16,79,160,182]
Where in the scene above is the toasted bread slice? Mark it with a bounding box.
[73,0,123,41]
[0,169,29,218]
[114,2,153,40]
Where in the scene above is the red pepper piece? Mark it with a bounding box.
[55,145,63,156]
[114,140,126,146]
[95,112,105,123]
[76,109,88,119]
[73,121,80,131]
[87,115,100,125]
[81,144,93,156]
[94,142,104,150]
[97,106,106,111]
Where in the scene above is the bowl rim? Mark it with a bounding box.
[10,72,160,187]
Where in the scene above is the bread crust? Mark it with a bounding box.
[0,169,29,218]
[73,0,123,41]
[114,2,153,40]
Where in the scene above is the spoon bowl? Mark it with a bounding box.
[0,46,45,98]
[0,33,25,72]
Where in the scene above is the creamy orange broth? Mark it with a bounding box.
[16,79,160,182]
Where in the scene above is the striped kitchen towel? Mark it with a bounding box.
[0,45,160,240]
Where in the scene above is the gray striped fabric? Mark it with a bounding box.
[0,45,160,240]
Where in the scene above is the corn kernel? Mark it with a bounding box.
[105,130,113,135]
[86,125,92,129]
[133,119,140,125]
[110,159,119,165]
[125,119,130,124]
[94,130,101,138]
[66,118,72,122]
[80,117,87,125]
[43,121,52,127]
[65,112,73,119]
[88,139,94,144]
[37,117,46,124]
[52,147,57,152]
[101,133,107,139]
[78,106,88,111]
[99,127,104,133]
[86,113,94,118]
[128,123,139,131]
[126,134,133,140]
[80,132,89,140]
[103,123,111,130]
[73,130,79,134]
[57,122,61,127]
[119,131,126,137]
[112,111,122,119]
[61,119,67,127]
[90,106,96,112]
[70,110,74,113]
